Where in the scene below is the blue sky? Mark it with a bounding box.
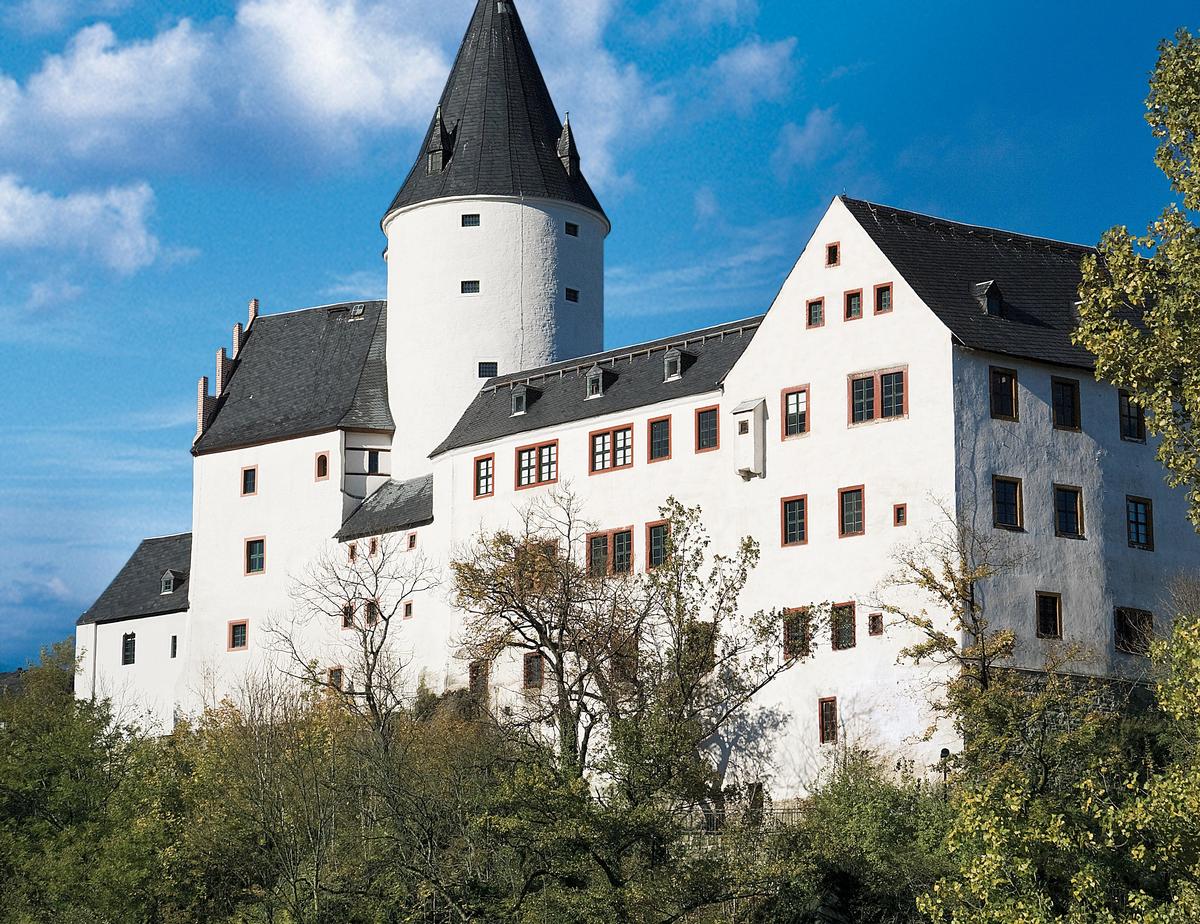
[0,0,1193,669]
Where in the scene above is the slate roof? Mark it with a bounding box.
[193,301,393,455]
[841,196,1097,369]
[383,0,605,222]
[78,533,192,626]
[432,316,762,456]
[336,475,434,542]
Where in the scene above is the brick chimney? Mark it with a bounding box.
[232,322,244,358]
[248,297,259,328]
[195,376,215,440]
[215,347,232,395]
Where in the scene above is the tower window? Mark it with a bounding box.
[565,288,580,303]
[228,620,249,651]
[170,635,178,658]
[565,222,580,237]
[241,466,257,496]
[245,538,266,574]
[315,452,330,481]
[367,450,380,475]
[461,213,480,227]
[121,633,136,666]
[478,361,498,379]
[461,280,480,295]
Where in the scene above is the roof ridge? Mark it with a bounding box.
[255,298,386,321]
[840,195,1094,253]
[484,314,765,390]
[140,531,192,542]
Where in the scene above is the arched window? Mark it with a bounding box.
[315,452,329,481]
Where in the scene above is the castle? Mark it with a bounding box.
[75,0,1200,793]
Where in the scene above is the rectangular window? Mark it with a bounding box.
[818,697,838,744]
[478,361,498,379]
[992,476,1023,529]
[121,632,135,666]
[1052,377,1081,430]
[868,612,884,636]
[806,298,825,328]
[1126,496,1154,550]
[648,416,671,462]
[782,387,809,438]
[588,528,633,575]
[612,529,633,574]
[781,495,807,546]
[590,425,633,473]
[880,371,905,418]
[1119,390,1146,442]
[461,213,481,227]
[170,635,177,659]
[588,533,609,577]
[473,454,495,499]
[403,601,413,619]
[515,441,557,488]
[825,242,840,267]
[565,221,580,237]
[783,608,812,660]
[468,660,489,697]
[367,450,381,475]
[1053,485,1084,538]
[342,603,354,628]
[245,538,265,574]
[873,282,893,314]
[848,367,907,424]
[851,375,874,423]
[461,280,480,295]
[407,533,417,550]
[831,602,856,650]
[328,667,344,691]
[523,652,544,688]
[839,486,865,537]
[1115,607,1153,655]
[695,406,719,452]
[228,620,249,651]
[844,289,863,320]
[646,521,669,569]
[990,367,1018,420]
[1035,592,1062,640]
[565,288,580,303]
[893,503,907,526]
[364,600,381,626]
[241,466,257,496]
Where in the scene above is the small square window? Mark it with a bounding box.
[1052,377,1081,430]
[565,288,580,303]
[245,538,265,574]
[241,466,257,496]
[825,242,840,267]
[990,368,1019,420]
[461,213,481,227]
[893,503,907,526]
[461,280,480,295]
[819,697,838,743]
[1115,607,1153,655]
[565,222,579,237]
[1035,593,1062,639]
[868,612,883,636]
[1053,485,1084,538]
[839,487,865,537]
[873,283,893,314]
[844,289,863,321]
[806,299,824,328]
[478,361,498,379]
[738,419,750,435]
[228,620,249,651]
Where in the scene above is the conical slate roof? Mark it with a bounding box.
[383,0,605,222]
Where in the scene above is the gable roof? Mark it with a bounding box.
[840,196,1097,369]
[336,474,434,542]
[432,316,762,457]
[193,301,392,455]
[78,533,192,626]
[383,0,605,223]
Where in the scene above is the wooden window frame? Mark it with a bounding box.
[1051,376,1082,431]
[645,520,669,571]
[244,536,266,575]
[403,600,414,619]
[694,405,720,453]
[1125,495,1155,551]
[1118,389,1147,443]
[847,366,908,425]
[843,288,864,322]
[780,385,811,440]
[647,415,672,463]
[873,281,894,315]
[240,465,258,497]
[523,651,544,689]
[893,503,907,527]
[473,453,495,499]
[121,632,136,666]
[314,452,330,482]
[327,666,345,691]
[589,424,635,475]
[868,612,884,636]
[780,495,808,547]
[989,367,1019,421]
[824,241,840,267]
[341,602,355,630]
[806,298,825,329]
[818,696,838,744]
[227,619,249,652]
[838,486,866,538]
[407,532,418,551]
[831,601,857,651]
[586,526,635,576]
[514,439,559,490]
[783,607,812,660]
[1035,592,1062,640]
[1114,607,1153,656]
[992,475,1024,530]
[468,659,490,697]
[1053,483,1085,539]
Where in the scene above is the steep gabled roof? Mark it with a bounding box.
[383,0,605,222]
[336,474,434,542]
[78,533,192,626]
[193,301,393,455]
[432,316,762,456]
[841,196,1097,369]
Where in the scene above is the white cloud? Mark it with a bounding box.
[2,0,131,35]
[771,106,843,178]
[693,186,719,222]
[0,175,159,272]
[706,36,797,114]
[636,0,758,42]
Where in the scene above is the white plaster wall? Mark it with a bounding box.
[953,349,1200,676]
[384,196,607,480]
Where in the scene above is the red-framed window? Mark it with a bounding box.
[781,495,808,546]
[590,424,634,474]
[241,465,258,496]
[695,406,720,453]
[783,607,812,660]
[244,537,266,574]
[473,453,495,498]
[868,612,884,636]
[893,503,907,527]
[515,440,558,489]
[848,366,908,424]
[315,452,330,481]
[806,298,825,328]
[873,282,893,314]
[825,242,840,267]
[227,619,249,651]
[647,415,672,462]
[844,288,864,321]
[587,527,634,576]
[838,486,865,537]
[781,386,810,439]
[645,520,669,570]
[818,697,838,744]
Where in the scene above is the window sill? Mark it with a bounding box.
[1120,436,1147,444]
[847,415,908,428]
[992,523,1025,532]
[1054,532,1087,540]
[1052,425,1082,433]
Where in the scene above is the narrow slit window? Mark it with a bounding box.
[461,213,481,227]
[121,632,136,666]
[241,466,257,496]
[315,452,329,481]
[461,280,480,295]
[893,503,907,526]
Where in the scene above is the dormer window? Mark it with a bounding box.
[586,365,604,399]
[511,386,528,416]
[973,280,1003,317]
[160,571,176,595]
[664,349,682,382]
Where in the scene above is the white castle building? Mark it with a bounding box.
[75,0,1199,792]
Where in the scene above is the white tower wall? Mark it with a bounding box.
[384,195,607,478]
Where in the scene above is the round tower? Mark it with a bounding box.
[382,0,609,479]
